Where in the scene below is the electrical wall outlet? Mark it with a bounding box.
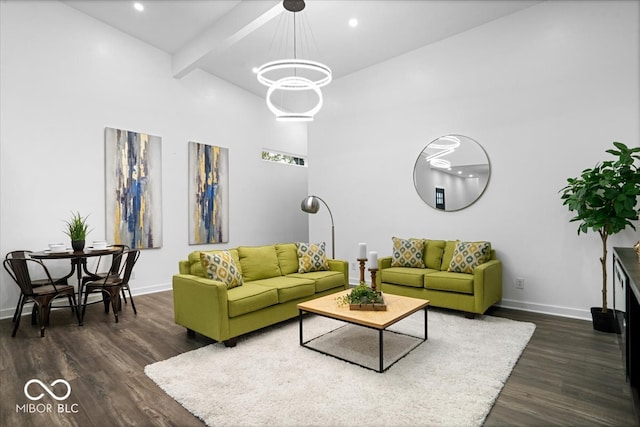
[515,278,524,289]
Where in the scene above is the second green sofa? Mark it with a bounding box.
[377,239,502,317]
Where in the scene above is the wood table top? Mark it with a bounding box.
[298,289,429,329]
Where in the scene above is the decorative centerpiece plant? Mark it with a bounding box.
[63,211,91,251]
[337,283,384,306]
[560,142,640,330]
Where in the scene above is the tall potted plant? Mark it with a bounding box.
[560,141,640,332]
[64,211,91,252]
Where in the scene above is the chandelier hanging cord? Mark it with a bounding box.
[299,10,321,60]
[266,9,288,60]
[257,0,331,121]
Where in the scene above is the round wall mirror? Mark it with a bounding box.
[413,134,490,211]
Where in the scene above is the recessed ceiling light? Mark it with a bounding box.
[252,67,259,74]
[134,3,144,12]
[348,18,358,28]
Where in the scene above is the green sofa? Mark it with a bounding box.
[377,239,502,317]
[172,243,348,346]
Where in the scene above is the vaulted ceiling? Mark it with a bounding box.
[63,0,541,97]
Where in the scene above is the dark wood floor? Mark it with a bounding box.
[0,291,638,426]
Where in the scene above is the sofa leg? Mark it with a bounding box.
[464,312,475,319]
[186,328,195,337]
[223,338,237,348]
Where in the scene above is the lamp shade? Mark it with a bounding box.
[301,196,320,214]
[300,195,335,258]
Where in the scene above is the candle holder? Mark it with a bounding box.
[368,268,379,292]
[357,258,367,284]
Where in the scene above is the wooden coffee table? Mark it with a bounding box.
[297,289,429,372]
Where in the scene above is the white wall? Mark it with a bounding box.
[309,0,640,319]
[0,1,309,318]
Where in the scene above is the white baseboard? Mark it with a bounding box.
[496,299,591,321]
[347,276,592,321]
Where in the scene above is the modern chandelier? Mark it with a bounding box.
[256,0,332,122]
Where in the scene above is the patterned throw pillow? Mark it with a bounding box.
[200,250,243,289]
[448,241,491,274]
[391,237,426,268]
[296,242,329,273]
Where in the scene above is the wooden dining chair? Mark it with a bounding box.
[3,256,80,337]
[5,250,74,324]
[80,249,140,324]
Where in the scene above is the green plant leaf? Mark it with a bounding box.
[559,141,640,311]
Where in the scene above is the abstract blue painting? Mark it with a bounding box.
[188,141,229,244]
[105,127,162,249]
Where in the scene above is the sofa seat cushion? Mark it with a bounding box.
[250,277,315,303]
[424,272,474,294]
[227,284,278,318]
[381,267,435,288]
[288,271,344,292]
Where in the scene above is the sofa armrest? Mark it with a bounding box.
[328,259,349,289]
[472,259,503,313]
[178,260,190,275]
[172,274,231,341]
[375,257,393,288]
[379,256,392,270]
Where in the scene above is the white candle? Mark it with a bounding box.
[369,251,378,269]
[358,243,367,259]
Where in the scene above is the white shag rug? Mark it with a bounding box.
[145,310,535,427]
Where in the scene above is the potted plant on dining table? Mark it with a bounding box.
[64,211,91,252]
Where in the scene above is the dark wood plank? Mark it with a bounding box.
[484,307,638,426]
[1,292,637,426]
[1,291,211,427]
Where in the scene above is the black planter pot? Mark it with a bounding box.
[590,307,621,334]
[71,240,85,252]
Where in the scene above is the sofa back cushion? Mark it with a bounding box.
[238,245,282,282]
[440,240,458,271]
[188,249,241,278]
[276,243,299,275]
[424,240,446,270]
[391,237,425,268]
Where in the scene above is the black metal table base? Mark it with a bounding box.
[299,307,428,373]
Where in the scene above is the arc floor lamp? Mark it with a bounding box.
[300,195,334,259]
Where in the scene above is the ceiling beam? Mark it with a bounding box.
[172,0,283,79]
